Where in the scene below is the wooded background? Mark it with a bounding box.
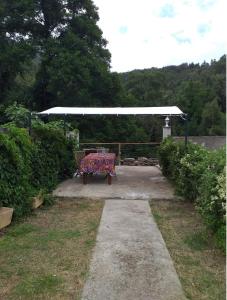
[0,0,225,141]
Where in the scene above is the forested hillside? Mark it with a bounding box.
[119,55,226,137]
[0,0,225,141]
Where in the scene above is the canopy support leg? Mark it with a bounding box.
[64,114,66,136]
[28,112,32,136]
[184,114,188,148]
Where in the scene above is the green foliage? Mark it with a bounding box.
[1,0,225,142]
[0,126,34,217]
[4,102,30,127]
[0,33,35,106]
[43,194,56,207]
[31,124,75,190]
[176,143,209,201]
[215,225,226,251]
[158,137,186,179]
[120,55,226,138]
[0,0,119,112]
[199,98,226,135]
[196,150,226,248]
[158,138,226,250]
[0,123,75,219]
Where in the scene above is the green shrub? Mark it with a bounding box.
[0,123,75,219]
[158,137,188,182]
[176,143,209,201]
[196,149,226,250]
[31,124,75,191]
[4,102,30,128]
[0,127,35,217]
[43,193,56,207]
[158,137,177,177]
[158,139,226,251]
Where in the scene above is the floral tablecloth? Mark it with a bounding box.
[80,153,116,176]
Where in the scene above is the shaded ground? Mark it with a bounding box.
[82,200,186,300]
[0,199,104,300]
[150,199,226,300]
[54,166,175,200]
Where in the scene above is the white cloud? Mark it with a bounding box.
[159,3,176,18]
[93,0,226,72]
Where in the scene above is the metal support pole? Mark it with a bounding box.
[184,114,188,148]
[28,112,32,136]
[63,114,66,136]
[118,143,121,166]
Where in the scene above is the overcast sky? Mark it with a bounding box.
[93,0,226,72]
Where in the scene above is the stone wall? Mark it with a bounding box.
[173,136,226,150]
[122,157,159,166]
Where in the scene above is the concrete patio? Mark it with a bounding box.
[53,166,175,200]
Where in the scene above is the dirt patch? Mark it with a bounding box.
[0,198,104,300]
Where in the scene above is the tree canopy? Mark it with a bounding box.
[119,56,226,137]
[0,0,124,110]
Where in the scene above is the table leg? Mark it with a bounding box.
[107,174,112,185]
[83,173,88,184]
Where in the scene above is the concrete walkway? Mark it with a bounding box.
[54,166,185,299]
[54,166,174,200]
[81,200,186,300]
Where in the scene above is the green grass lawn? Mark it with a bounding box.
[0,198,104,300]
[150,199,226,300]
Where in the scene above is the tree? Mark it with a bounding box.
[120,56,226,138]
[0,0,122,110]
[200,98,226,135]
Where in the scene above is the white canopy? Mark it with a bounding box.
[38,106,183,116]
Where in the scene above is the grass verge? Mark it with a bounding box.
[0,198,104,300]
[150,199,226,300]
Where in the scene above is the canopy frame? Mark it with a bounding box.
[36,106,184,116]
[31,106,188,146]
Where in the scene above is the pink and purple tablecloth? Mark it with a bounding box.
[80,153,116,176]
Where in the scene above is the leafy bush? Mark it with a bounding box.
[196,149,226,250]
[4,102,30,128]
[0,123,75,219]
[0,126,35,217]
[43,194,56,207]
[31,124,75,190]
[158,138,226,250]
[158,137,187,181]
[158,137,177,177]
[176,143,209,201]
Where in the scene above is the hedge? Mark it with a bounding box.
[0,126,34,217]
[158,138,226,250]
[0,124,75,219]
[31,124,75,191]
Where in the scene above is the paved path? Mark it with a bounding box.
[54,166,174,200]
[81,200,186,300]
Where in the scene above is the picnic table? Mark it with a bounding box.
[80,153,116,185]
